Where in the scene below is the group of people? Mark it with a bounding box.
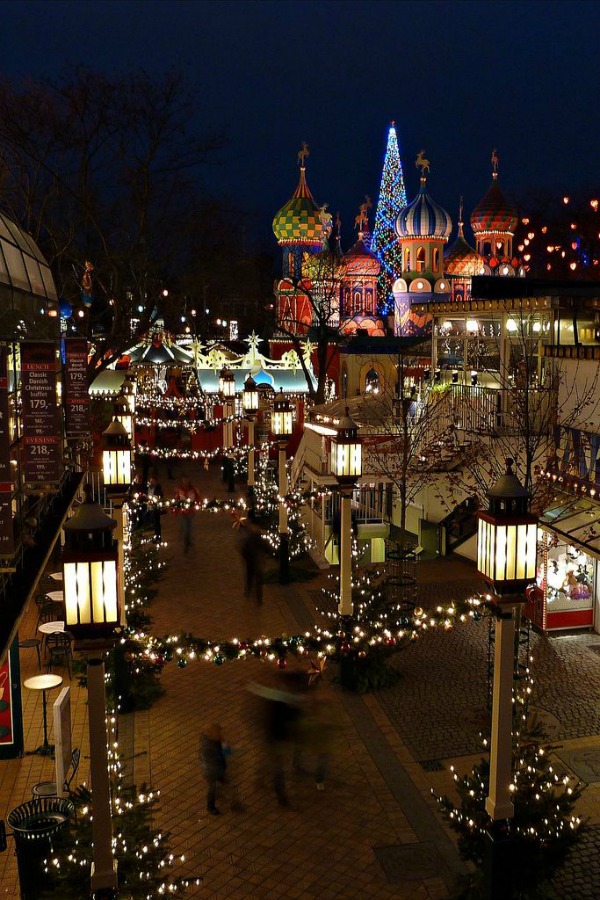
[200,670,338,815]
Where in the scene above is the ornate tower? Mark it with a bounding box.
[339,203,382,335]
[393,153,452,335]
[272,146,329,333]
[470,150,521,275]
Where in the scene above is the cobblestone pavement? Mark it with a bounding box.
[376,556,600,897]
[3,461,600,898]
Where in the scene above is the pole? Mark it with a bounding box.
[87,657,118,897]
[247,420,255,487]
[278,442,289,583]
[484,602,518,900]
[338,489,353,616]
[113,502,126,627]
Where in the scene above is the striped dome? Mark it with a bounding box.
[470,174,518,234]
[272,167,327,247]
[396,178,452,241]
[444,224,485,276]
[340,235,381,277]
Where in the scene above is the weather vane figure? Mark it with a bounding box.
[297,141,309,166]
[416,150,431,175]
[491,148,499,173]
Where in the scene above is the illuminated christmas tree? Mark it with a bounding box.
[434,677,586,897]
[371,122,407,314]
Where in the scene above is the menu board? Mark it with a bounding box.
[21,342,61,483]
[64,339,89,437]
[0,347,14,555]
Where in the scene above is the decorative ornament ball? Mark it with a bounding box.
[177,657,188,668]
[340,642,351,655]
[165,649,174,662]
[214,655,224,666]
[277,657,287,669]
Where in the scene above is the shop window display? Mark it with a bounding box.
[541,540,594,609]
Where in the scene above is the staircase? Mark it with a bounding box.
[438,498,479,555]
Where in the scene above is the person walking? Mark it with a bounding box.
[200,723,228,816]
[239,521,266,603]
[172,475,201,552]
[146,473,164,543]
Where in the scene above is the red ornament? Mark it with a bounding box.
[277,657,287,669]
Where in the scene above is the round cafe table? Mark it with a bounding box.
[24,673,63,756]
[38,621,65,636]
[48,572,63,582]
[45,590,64,604]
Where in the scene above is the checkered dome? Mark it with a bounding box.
[272,167,327,247]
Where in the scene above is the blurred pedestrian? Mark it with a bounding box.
[200,723,228,815]
[173,475,201,552]
[146,473,164,543]
[239,521,266,603]
[250,671,307,808]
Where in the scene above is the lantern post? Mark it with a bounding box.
[271,391,294,583]
[242,376,259,487]
[113,392,134,444]
[102,419,132,626]
[219,366,236,451]
[330,409,362,616]
[62,486,120,898]
[476,458,538,900]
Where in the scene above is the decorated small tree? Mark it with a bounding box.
[435,704,586,897]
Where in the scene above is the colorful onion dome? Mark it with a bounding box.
[444,209,485,275]
[470,172,518,235]
[272,165,328,246]
[340,234,381,277]
[396,177,452,241]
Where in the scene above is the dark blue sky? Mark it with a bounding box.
[3,0,600,250]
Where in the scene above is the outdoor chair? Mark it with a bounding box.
[18,638,41,669]
[32,747,81,799]
[45,632,73,679]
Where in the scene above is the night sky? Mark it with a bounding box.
[3,0,600,250]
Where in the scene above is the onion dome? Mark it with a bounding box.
[272,165,327,247]
[444,201,485,276]
[396,177,452,241]
[470,172,518,235]
[340,234,381,276]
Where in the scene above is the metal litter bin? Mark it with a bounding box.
[7,796,74,900]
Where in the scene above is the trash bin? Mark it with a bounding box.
[7,796,74,900]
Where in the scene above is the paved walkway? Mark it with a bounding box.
[2,460,600,898]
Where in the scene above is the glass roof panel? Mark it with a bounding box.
[1,239,31,292]
[3,216,34,253]
[0,212,57,299]
[0,243,11,285]
[40,264,57,300]
[24,256,44,297]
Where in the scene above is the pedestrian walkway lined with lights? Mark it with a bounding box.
[2,461,600,897]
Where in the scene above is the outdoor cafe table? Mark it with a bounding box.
[23,673,63,755]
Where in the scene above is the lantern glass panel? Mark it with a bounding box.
[243,387,259,414]
[477,519,537,585]
[63,559,118,628]
[331,441,362,479]
[273,409,293,437]
[103,448,131,487]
